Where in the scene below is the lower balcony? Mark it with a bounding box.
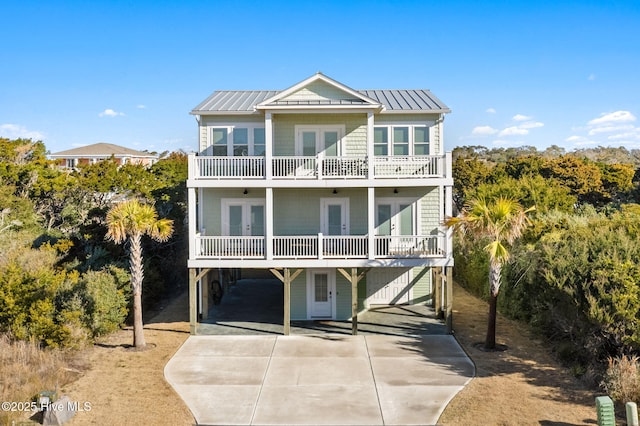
[194,234,446,260]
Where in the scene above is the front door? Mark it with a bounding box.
[376,198,416,255]
[321,198,349,235]
[308,270,335,319]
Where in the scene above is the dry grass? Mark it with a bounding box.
[602,355,640,405]
[0,334,86,425]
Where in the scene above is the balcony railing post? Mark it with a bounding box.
[318,233,323,260]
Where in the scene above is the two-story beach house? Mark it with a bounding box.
[187,73,454,335]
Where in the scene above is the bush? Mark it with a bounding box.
[602,355,640,404]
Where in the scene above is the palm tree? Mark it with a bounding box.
[106,200,174,348]
[446,197,534,350]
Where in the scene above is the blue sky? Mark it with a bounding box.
[1,0,639,154]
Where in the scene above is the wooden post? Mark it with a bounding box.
[189,268,197,335]
[433,267,443,319]
[338,268,366,335]
[270,268,303,336]
[445,266,453,334]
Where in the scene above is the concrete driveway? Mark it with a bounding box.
[165,334,474,425]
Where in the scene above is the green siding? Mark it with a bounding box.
[272,114,367,156]
[420,187,441,235]
[201,189,266,235]
[410,267,432,304]
[335,273,352,320]
[282,80,360,102]
[290,271,307,320]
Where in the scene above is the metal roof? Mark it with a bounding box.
[191,89,450,114]
[50,143,158,158]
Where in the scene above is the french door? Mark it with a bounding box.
[376,198,416,256]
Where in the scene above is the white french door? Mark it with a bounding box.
[222,199,265,236]
[376,198,416,255]
[295,126,344,157]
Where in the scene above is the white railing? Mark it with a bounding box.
[189,153,446,180]
[197,236,265,258]
[193,156,264,179]
[272,156,317,179]
[374,235,444,257]
[373,156,443,178]
[194,234,445,259]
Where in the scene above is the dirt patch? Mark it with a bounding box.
[62,293,194,425]
[58,282,599,425]
[439,284,598,425]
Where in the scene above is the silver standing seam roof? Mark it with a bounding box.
[191,89,450,114]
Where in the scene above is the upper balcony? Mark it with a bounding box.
[188,153,452,184]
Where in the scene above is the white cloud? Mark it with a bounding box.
[99,109,125,117]
[565,135,584,142]
[499,126,529,137]
[512,114,532,122]
[588,124,634,136]
[471,126,499,136]
[519,121,544,130]
[588,111,636,126]
[136,104,147,109]
[0,124,45,140]
[485,108,496,114]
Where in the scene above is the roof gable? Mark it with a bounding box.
[256,73,381,109]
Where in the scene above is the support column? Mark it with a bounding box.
[367,111,375,180]
[188,187,197,260]
[265,112,273,180]
[433,267,443,319]
[270,268,303,335]
[445,266,453,334]
[338,268,366,335]
[266,187,273,260]
[367,187,375,260]
[189,268,197,335]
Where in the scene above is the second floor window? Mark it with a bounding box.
[374,125,430,156]
[209,126,266,156]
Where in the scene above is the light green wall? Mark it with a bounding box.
[410,267,432,304]
[336,273,352,320]
[290,273,307,319]
[201,188,266,235]
[272,114,368,156]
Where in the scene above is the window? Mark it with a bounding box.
[393,127,409,156]
[414,126,430,155]
[374,127,388,156]
[211,128,228,156]
[374,125,431,156]
[209,125,265,156]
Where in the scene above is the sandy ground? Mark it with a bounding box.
[55,283,598,425]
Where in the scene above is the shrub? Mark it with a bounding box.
[602,355,640,404]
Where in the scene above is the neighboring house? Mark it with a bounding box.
[49,143,158,168]
[187,73,454,335]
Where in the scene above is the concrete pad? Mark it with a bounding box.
[371,356,474,387]
[376,385,466,426]
[253,385,383,425]
[174,335,277,357]
[264,357,374,386]
[166,356,270,385]
[365,334,466,358]
[271,335,368,358]
[170,384,260,425]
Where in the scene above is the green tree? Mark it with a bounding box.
[105,200,173,348]
[446,197,534,349]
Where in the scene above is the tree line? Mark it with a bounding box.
[0,138,187,348]
[452,144,640,383]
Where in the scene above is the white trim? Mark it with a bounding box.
[320,197,350,235]
[207,124,266,156]
[374,124,433,156]
[375,197,418,236]
[221,198,265,236]
[294,125,345,157]
[257,73,381,109]
[306,268,337,319]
